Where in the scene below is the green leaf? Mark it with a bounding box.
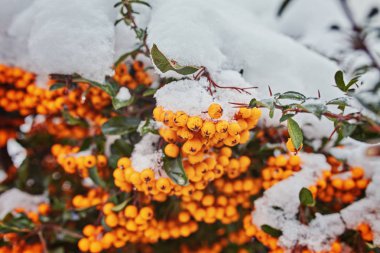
[73,77,116,97]
[287,118,303,150]
[341,123,357,138]
[326,97,349,107]
[302,103,327,119]
[88,167,106,188]
[163,154,189,186]
[112,95,135,110]
[261,225,282,238]
[279,114,295,122]
[111,139,133,156]
[151,44,200,75]
[299,187,315,206]
[49,82,66,91]
[277,91,306,101]
[142,88,157,97]
[62,110,88,127]
[334,71,346,91]
[345,75,360,91]
[101,116,140,135]
[111,198,131,212]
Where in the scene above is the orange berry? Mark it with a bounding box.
[84,155,96,168]
[78,238,90,252]
[208,103,223,119]
[105,213,118,227]
[164,143,180,158]
[89,241,102,253]
[140,168,155,183]
[124,205,138,218]
[156,177,171,194]
[187,116,203,131]
[140,206,154,220]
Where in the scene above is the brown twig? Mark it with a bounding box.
[195,67,257,95]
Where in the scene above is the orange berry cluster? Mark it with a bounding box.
[243,215,283,253]
[213,177,261,208]
[0,117,23,147]
[357,223,374,242]
[72,188,109,209]
[261,155,302,190]
[153,105,262,158]
[181,239,227,253]
[243,215,344,253]
[0,204,51,253]
[114,61,152,89]
[51,144,108,177]
[0,237,43,253]
[312,166,369,208]
[113,147,252,199]
[30,118,89,140]
[181,191,240,224]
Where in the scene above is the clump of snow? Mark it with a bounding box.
[147,0,340,101]
[115,87,131,101]
[7,139,27,168]
[253,141,380,250]
[155,71,253,120]
[253,153,346,251]
[0,188,47,219]
[1,0,116,83]
[130,133,163,173]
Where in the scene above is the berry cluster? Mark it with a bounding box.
[312,166,369,209]
[51,144,108,177]
[261,155,301,189]
[154,105,261,158]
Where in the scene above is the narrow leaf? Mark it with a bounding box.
[261,225,282,238]
[111,198,131,212]
[277,91,306,101]
[49,82,66,91]
[88,167,106,188]
[151,44,200,75]
[287,118,303,150]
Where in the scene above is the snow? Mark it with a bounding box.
[0,188,47,219]
[115,87,131,101]
[155,71,254,120]
[252,153,338,251]
[130,133,163,173]
[253,142,380,250]
[147,0,340,101]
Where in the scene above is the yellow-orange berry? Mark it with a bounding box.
[124,205,138,218]
[78,238,90,252]
[105,213,118,228]
[208,103,223,119]
[187,116,203,131]
[156,178,171,194]
[164,143,180,158]
[201,121,216,138]
[174,111,188,127]
[140,206,154,220]
[117,157,131,169]
[140,168,155,183]
[216,120,229,133]
[182,138,202,155]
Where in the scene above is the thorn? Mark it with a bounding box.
[318,90,321,99]
[268,85,273,96]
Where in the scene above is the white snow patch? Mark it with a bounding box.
[0,188,47,219]
[115,87,131,101]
